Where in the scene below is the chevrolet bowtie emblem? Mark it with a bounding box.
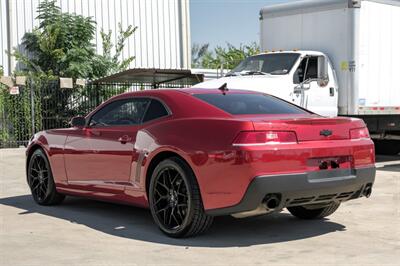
[320,129,333,137]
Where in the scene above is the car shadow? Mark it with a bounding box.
[0,195,346,247]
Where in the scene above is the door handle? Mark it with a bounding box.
[329,87,335,97]
[118,135,132,144]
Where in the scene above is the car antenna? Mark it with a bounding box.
[217,83,228,95]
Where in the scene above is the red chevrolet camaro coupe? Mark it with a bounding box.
[26,88,375,237]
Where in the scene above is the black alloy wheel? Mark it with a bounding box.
[149,157,213,238]
[28,149,65,205]
[153,166,189,229]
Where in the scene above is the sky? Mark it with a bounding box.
[190,0,297,49]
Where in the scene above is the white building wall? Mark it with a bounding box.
[0,0,9,74]
[0,0,191,75]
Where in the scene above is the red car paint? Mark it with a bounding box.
[26,89,375,211]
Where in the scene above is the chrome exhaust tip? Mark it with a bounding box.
[263,194,281,210]
[363,184,372,198]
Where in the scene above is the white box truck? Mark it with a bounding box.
[193,0,400,154]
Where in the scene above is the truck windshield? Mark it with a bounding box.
[227,53,300,76]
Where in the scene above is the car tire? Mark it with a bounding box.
[27,148,65,205]
[149,157,213,238]
[287,202,340,219]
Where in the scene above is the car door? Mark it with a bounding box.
[292,56,338,117]
[128,98,171,188]
[64,97,150,187]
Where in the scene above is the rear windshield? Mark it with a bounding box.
[194,93,309,115]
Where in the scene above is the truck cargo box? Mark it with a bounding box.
[260,0,400,116]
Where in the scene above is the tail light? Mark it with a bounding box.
[233,131,298,146]
[350,127,370,139]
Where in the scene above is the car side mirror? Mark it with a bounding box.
[317,56,329,87]
[71,116,86,128]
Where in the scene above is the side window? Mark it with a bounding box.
[293,58,307,84]
[143,99,169,122]
[305,57,318,80]
[293,57,318,84]
[90,98,150,127]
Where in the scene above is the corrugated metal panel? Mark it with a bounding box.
[260,0,354,19]
[0,0,190,75]
[0,0,12,75]
[359,0,400,108]
[0,0,6,74]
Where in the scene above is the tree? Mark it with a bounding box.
[191,43,210,68]
[0,0,137,146]
[94,24,137,77]
[199,42,260,70]
[13,0,136,80]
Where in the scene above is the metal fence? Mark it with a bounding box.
[0,78,198,148]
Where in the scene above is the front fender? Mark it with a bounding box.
[26,130,68,184]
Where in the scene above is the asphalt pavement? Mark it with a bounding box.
[1,148,399,265]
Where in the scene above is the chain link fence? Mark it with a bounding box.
[0,77,199,148]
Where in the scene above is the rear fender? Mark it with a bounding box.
[137,118,254,209]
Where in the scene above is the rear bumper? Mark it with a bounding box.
[205,166,375,216]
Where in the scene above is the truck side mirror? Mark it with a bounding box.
[317,56,329,87]
[294,85,302,94]
[71,116,86,128]
[302,82,311,90]
[294,82,310,93]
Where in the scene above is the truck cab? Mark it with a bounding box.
[193,50,339,117]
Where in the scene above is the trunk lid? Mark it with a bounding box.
[248,115,365,141]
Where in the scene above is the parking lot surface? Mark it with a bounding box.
[1,148,399,266]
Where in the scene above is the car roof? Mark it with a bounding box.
[116,88,262,98]
[99,88,265,118]
[178,88,260,95]
[92,88,257,120]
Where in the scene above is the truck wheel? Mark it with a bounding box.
[287,202,340,219]
[374,140,400,155]
[27,149,65,205]
[149,157,213,238]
